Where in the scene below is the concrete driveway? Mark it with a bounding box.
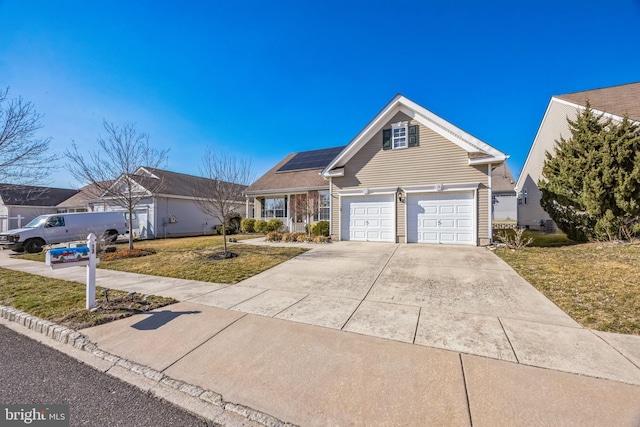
[3,241,640,385]
[186,241,640,385]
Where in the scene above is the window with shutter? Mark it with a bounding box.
[383,122,418,150]
[392,121,408,149]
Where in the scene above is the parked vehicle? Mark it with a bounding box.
[0,212,129,253]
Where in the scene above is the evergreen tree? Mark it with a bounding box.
[540,103,640,241]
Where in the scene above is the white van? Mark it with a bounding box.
[0,212,129,253]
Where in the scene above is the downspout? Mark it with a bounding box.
[488,164,493,244]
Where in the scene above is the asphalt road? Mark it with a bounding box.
[0,324,213,426]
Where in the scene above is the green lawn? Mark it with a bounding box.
[20,234,308,284]
[0,268,176,329]
[495,232,640,335]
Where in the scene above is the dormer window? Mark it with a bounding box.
[382,123,419,150]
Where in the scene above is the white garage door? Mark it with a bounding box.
[407,192,475,245]
[341,195,395,242]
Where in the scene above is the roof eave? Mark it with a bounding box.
[469,155,508,166]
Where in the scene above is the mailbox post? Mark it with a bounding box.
[46,233,100,309]
[86,234,97,309]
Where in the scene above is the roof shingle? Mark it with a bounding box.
[556,82,640,121]
[0,184,78,207]
[246,147,345,194]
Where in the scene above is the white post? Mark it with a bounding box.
[86,233,97,309]
[17,215,23,228]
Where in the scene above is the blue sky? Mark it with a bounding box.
[2,0,639,189]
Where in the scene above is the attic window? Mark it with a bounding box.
[383,123,419,150]
[392,122,408,149]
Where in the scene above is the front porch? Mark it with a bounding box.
[246,191,330,233]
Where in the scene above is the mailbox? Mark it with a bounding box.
[46,247,91,268]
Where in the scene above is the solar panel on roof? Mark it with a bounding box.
[277,146,344,172]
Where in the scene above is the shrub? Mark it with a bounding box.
[216,225,235,235]
[241,218,255,233]
[282,232,296,242]
[265,219,284,232]
[495,228,533,251]
[254,219,267,234]
[296,233,312,243]
[265,231,283,242]
[311,220,330,236]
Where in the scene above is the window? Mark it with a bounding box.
[45,216,65,227]
[392,121,408,149]
[317,191,330,221]
[518,189,528,205]
[383,123,419,150]
[262,197,286,218]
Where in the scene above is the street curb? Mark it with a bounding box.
[0,305,298,427]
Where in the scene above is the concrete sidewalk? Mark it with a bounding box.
[2,248,640,424]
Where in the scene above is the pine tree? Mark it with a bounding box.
[539,103,640,241]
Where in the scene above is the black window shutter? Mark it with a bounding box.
[382,129,391,150]
[408,125,419,147]
[260,198,265,217]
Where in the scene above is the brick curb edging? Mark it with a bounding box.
[0,305,297,427]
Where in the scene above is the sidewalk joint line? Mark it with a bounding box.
[459,354,474,427]
[272,294,310,318]
[498,317,519,364]
[227,289,269,310]
[588,329,640,370]
[412,307,421,344]
[161,313,249,373]
[339,244,400,330]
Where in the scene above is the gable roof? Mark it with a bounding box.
[57,182,108,207]
[491,163,516,193]
[132,167,247,199]
[555,82,640,121]
[322,94,507,176]
[246,146,344,195]
[0,184,78,207]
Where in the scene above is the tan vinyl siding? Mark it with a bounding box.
[517,100,578,229]
[331,112,490,244]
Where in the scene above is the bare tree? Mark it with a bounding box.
[193,148,252,255]
[292,191,321,236]
[65,120,169,249]
[0,87,58,184]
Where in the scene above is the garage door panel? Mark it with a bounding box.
[341,195,395,242]
[407,192,475,245]
[440,205,455,214]
[457,219,473,228]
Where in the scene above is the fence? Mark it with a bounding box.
[0,215,24,233]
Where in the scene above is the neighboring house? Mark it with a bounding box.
[517,82,640,231]
[244,146,344,233]
[57,183,108,213]
[58,167,247,239]
[248,94,508,245]
[0,184,79,232]
[491,162,517,225]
